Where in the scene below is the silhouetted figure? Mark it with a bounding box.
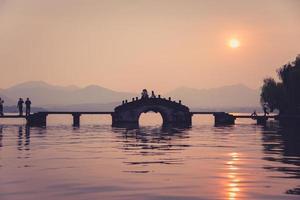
[263,104,269,116]
[141,89,149,99]
[0,125,3,147]
[25,98,31,116]
[150,91,156,98]
[0,98,4,116]
[251,110,257,119]
[17,98,24,116]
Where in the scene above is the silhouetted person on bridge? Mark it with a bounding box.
[25,98,31,116]
[0,98,4,116]
[263,104,269,116]
[141,89,149,99]
[251,110,257,119]
[150,91,156,98]
[17,98,24,116]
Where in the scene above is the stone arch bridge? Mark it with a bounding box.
[112,97,192,127]
[0,96,277,127]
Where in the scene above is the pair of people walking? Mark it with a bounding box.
[17,98,31,116]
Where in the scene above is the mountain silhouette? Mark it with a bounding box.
[0,89,15,106]
[165,84,260,108]
[1,82,259,110]
[2,81,136,107]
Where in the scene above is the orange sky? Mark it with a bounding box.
[0,0,299,92]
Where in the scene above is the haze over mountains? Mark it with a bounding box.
[0,89,14,105]
[166,84,260,109]
[0,81,260,111]
[2,81,135,107]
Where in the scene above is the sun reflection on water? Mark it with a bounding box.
[227,152,241,200]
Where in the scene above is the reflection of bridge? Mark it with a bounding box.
[0,96,278,127]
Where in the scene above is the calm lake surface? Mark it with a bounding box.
[0,114,300,200]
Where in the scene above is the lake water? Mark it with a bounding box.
[0,114,300,200]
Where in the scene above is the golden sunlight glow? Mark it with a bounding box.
[226,152,241,200]
[228,38,240,48]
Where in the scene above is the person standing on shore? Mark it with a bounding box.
[0,98,4,116]
[17,98,24,116]
[25,98,31,116]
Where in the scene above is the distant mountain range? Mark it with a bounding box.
[0,89,15,106]
[1,81,135,107]
[0,81,261,111]
[166,84,260,109]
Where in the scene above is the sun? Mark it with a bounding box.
[228,38,240,48]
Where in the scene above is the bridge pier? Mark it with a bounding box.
[213,112,235,125]
[256,116,268,125]
[26,113,48,127]
[72,113,81,127]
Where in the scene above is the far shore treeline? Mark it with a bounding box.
[261,55,300,115]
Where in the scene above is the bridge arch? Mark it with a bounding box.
[137,106,168,125]
[139,111,163,126]
[112,97,192,127]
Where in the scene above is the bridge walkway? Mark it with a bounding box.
[0,111,278,127]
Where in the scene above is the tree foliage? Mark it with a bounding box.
[260,78,284,112]
[261,55,300,114]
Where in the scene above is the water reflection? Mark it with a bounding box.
[262,123,300,195]
[113,125,190,170]
[1,117,300,200]
[0,125,3,148]
[17,126,31,151]
[115,126,189,152]
[226,152,241,200]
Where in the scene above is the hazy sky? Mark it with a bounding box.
[0,0,299,92]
